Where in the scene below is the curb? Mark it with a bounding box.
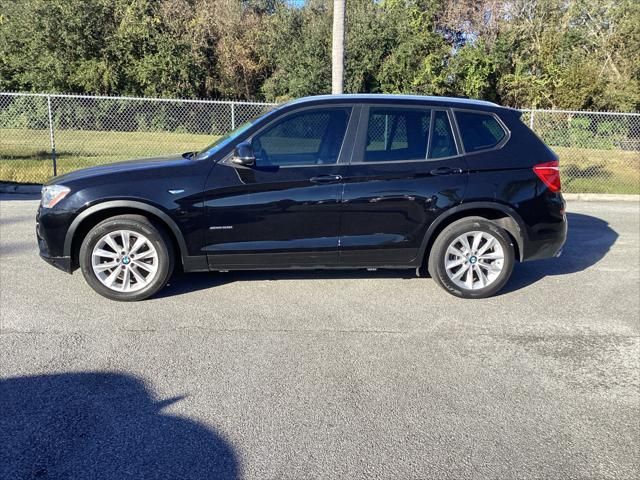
[563,193,640,202]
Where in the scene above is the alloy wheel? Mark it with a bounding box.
[444,230,505,290]
[91,230,159,292]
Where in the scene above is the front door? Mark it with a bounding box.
[339,106,468,266]
[203,105,356,268]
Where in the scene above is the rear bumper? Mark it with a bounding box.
[522,213,568,261]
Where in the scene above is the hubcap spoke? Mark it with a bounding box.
[450,264,469,281]
[129,265,146,284]
[447,246,466,258]
[104,234,120,253]
[478,261,502,274]
[92,248,119,259]
[476,266,487,288]
[120,231,131,251]
[476,238,495,257]
[465,266,474,289]
[104,267,120,287]
[133,260,156,273]
[121,267,131,291]
[471,232,483,252]
[129,236,146,255]
[446,258,466,269]
[459,235,472,253]
[133,250,155,261]
[478,252,503,260]
[93,261,119,272]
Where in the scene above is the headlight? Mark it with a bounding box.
[41,185,70,208]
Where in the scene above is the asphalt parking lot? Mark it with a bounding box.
[1,196,639,479]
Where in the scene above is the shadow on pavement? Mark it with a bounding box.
[158,268,417,299]
[0,241,37,256]
[0,372,238,480]
[502,212,618,293]
[155,212,617,299]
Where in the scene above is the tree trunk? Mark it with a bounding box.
[331,0,345,94]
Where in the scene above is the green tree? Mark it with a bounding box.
[0,0,638,110]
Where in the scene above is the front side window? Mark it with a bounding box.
[364,108,431,162]
[252,108,351,166]
[455,111,506,153]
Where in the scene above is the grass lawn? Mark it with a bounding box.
[0,129,216,183]
[1,128,639,193]
[552,146,640,194]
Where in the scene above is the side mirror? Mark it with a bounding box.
[231,141,255,166]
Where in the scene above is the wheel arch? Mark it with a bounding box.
[64,200,188,270]
[419,202,527,264]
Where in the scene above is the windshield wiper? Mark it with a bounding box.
[182,151,196,159]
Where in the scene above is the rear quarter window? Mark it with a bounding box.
[455,111,506,153]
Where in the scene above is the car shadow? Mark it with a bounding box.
[0,372,238,480]
[157,212,616,299]
[0,241,37,256]
[502,212,618,294]
[158,268,418,298]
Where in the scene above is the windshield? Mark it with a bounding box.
[196,122,254,159]
[196,106,280,159]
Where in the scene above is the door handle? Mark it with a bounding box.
[310,174,343,184]
[430,167,463,176]
[369,195,416,203]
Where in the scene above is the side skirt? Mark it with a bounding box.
[182,255,417,273]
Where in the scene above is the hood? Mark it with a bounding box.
[48,154,191,185]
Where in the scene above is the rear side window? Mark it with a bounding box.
[455,111,506,153]
[365,108,431,162]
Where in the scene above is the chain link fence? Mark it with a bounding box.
[1,92,639,194]
[0,92,276,184]
[521,109,640,194]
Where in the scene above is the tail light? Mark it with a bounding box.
[533,160,561,192]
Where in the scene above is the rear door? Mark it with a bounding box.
[339,105,468,266]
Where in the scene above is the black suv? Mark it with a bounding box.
[37,94,567,301]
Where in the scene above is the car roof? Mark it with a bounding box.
[285,94,510,112]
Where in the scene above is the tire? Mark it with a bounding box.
[79,214,174,301]
[428,216,515,299]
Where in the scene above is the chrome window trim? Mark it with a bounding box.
[348,153,465,166]
[220,153,350,169]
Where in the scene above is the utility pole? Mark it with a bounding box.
[332,0,345,94]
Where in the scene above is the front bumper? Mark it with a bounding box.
[37,209,73,273]
[39,251,73,273]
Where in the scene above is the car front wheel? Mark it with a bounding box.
[428,216,515,299]
[79,214,174,301]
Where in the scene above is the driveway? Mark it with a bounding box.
[1,197,639,479]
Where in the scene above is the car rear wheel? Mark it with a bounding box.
[428,216,515,299]
[79,215,174,301]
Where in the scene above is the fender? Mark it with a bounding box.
[63,200,189,259]
[417,201,528,262]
